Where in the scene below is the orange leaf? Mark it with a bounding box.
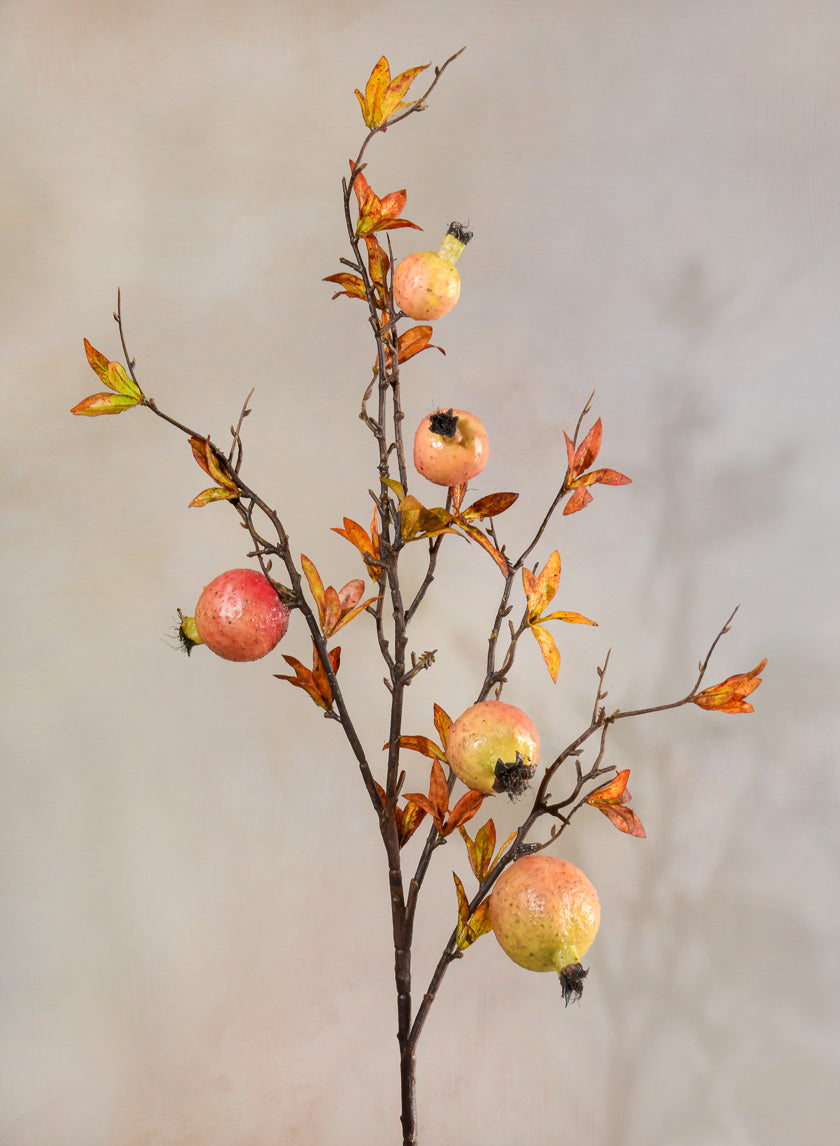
[596,803,646,838]
[577,467,632,489]
[454,875,492,950]
[433,703,452,752]
[563,485,593,515]
[399,799,427,847]
[523,551,561,619]
[456,519,510,575]
[378,61,429,123]
[460,492,519,521]
[453,871,470,931]
[428,758,449,823]
[323,272,367,301]
[390,734,447,763]
[396,325,444,364]
[563,418,630,513]
[529,623,561,683]
[331,516,381,581]
[443,790,485,837]
[322,585,342,637]
[365,236,390,301]
[275,641,339,711]
[351,162,421,236]
[540,609,597,626]
[566,418,603,478]
[83,338,111,386]
[337,579,364,613]
[465,898,493,943]
[355,57,429,129]
[402,792,442,832]
[188,436,236,492]
[693,658,767,714]
[399,495,458,542]
[587,769,646,838]
[301,555,327,627]
[329,593,380,637]
[491,829,518,873]
[587,769,632,805]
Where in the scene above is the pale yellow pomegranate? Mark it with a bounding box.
[489,854,600,1002]
[393,222,473,320]
[445,699,539,798]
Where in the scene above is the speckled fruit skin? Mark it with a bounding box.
[489,854,601,976]
[393,251,460,321]
[194,569,290,662]
[445,700,540,796]
[413,409,489,487]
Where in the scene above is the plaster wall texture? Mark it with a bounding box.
[2,2,838,1144]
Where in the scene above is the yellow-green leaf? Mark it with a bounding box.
[107,361,143,400]
[70,392,140,416]
[188,486,238,508]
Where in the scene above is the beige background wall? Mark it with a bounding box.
[2,1,839,1143]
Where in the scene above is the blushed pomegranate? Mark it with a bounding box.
[194,568,290,662]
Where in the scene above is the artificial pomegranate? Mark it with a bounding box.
[413,408,489,487]
[392,222,473,320]
[446,699,540,798]
[489,854,600,1003]
[193,568,290,662]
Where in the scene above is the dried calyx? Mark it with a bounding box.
[492,751,537,799]
[558,962,589,1006]
[428,408,459,438]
